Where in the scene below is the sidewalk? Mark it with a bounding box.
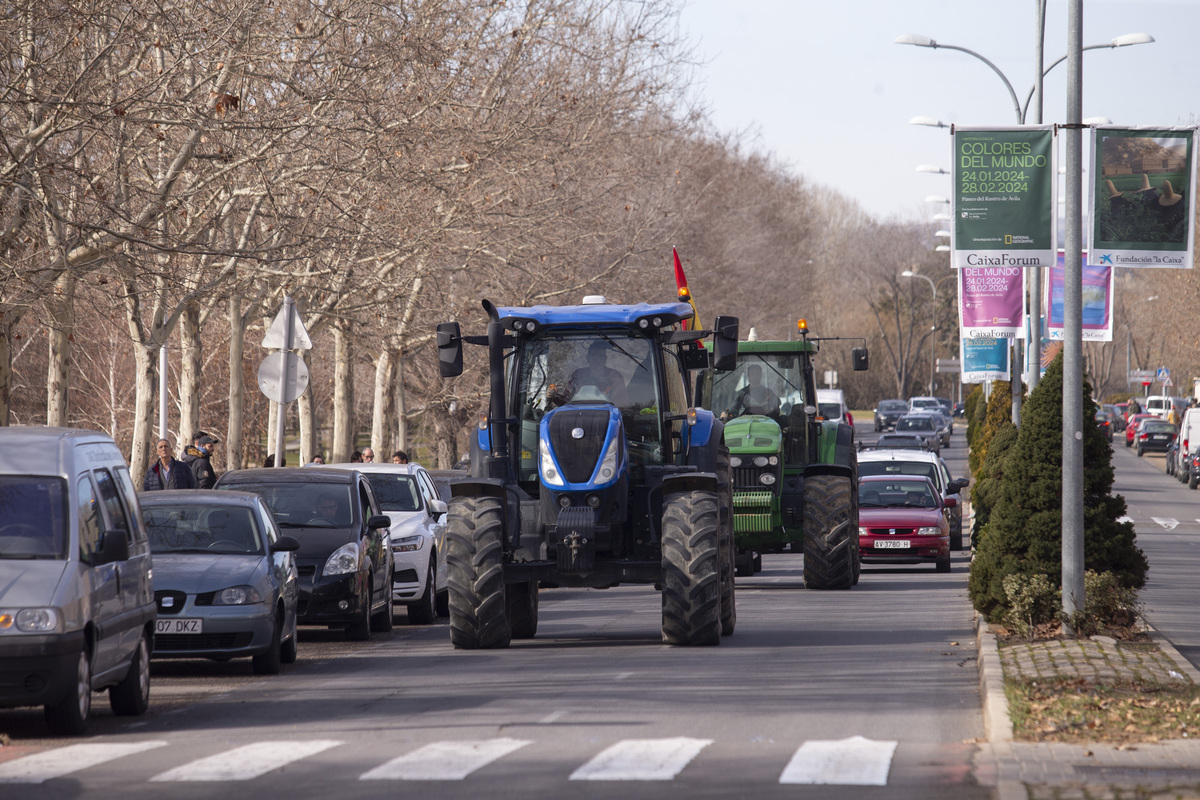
[974,618,1200,799]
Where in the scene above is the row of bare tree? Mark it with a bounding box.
[5,1,1194,474]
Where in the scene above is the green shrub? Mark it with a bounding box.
[969,421,1017,548]
[1001,572,1060,637]
[969,353,1148,621]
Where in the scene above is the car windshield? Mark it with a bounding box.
[879,400,907,412]
[858,480,936,508]
[817,402,841,419]
[220,483,354,528]
[0,476,69,560]
[142,504,264,555]
[1144,422,1176,433]
[896,416,934,432]
[365,474,421,512]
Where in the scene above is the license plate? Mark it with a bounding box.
[1152,435,1167,440]
[874,539,911,549]
[156,618,203,634]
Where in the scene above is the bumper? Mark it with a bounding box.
[298,572,368,626]
[859,535,948,564]
[391,547,431,603]
[153,607,275,659]
[0,630,86,708]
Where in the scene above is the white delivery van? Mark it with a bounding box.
[816,388,853,428]
[0,428,155,735]
[1179,408,1200,458]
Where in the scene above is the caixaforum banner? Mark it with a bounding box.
[952,127,1057,271]
[961,336,1010,383]
[959,266,1025,338]
[1089,127,1196,270]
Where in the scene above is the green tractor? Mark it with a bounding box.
[698,321,865,590]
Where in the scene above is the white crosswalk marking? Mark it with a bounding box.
[360,738,531,781]
[0,741,167,783]
[779,736,898,785]
[1153,517,1181,530]
[1117,515,1134,524]
[569,737,712,781]
[150,740,341,782]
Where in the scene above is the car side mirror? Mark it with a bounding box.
[96,530,130,565]
[367,514,392,531]
[710,315,739,372]
[437,321,463,378]
[272,536,301,552]
[429,499,448,520]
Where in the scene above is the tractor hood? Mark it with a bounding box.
[723,415,782,454]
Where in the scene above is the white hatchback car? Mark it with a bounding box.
[325,463,448,623]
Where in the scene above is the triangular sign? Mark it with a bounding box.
[261,303,313,350]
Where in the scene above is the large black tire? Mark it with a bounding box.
[446,496,510,649]
[346,583,373,641]
[45,650,91,736]
[281,614,298,664]
[716,445,736,637]
[506,580,539,639]
[252,612,283,675]
[371,587,394,632]
[1190,470,1198,490]
[407,559,437,625]
[802,474,856,591]
[660,490,721,646]
[110,631,151,715]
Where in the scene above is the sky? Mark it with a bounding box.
[677,0,1200,223]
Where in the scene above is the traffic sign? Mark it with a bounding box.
[936,358,961,373]
[258,353,310,403]
[262,302,312,350]
[1157,366,1170,382]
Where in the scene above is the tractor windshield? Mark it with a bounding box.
[514,332,663,484]
[710,353,808,422]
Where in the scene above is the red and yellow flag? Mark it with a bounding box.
[673,247,699,330]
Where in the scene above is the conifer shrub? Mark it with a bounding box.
[968,353,1147,621]
[969,421,1017,548]
[968,380,1011,479]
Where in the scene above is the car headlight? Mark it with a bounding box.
[0,608,60,633]
[858,527,869,537]
[323,542,360,576]
[392,534,424,553]
[917,527,943,537]
[539,438,564,487]
[213,586,263,605]
[759,473,776,486]
[729,456,742,468]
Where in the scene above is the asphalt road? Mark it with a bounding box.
[0,424,989,799]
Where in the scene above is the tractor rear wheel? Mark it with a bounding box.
[716,445,736,637]
[446,496,510,649]
[506,580,539,639]
[802,474,856,591]
[660,490,721,646]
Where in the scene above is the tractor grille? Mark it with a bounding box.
[732,464,781,491]
[548,408,610,484]
[734,513,773,533]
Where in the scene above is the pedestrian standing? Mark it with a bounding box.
[391,450,408,464]
[188,435,221,488]
[361,448,375,463]
[143,439,197,490]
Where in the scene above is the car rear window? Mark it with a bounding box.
[859,460,940,489]
[365,474,422,512]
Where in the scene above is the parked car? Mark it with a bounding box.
[907,396,942,413]
[1174,408,1200,474]
[1113,402,1129,430]
[1135,419,1177,457]
[857,448,968,551]
[872,433,932,450]
[0,427,155,736]
[1103,404,1126,432]
[953,402,966,418]
[873,399,908,432]
[893,414,941,454]
[1094,409,1114,442]
[139,490,300,673]
[214,468,394,640]
[1125,413,1155,448]
[325,462,449,622]
[911,408,953,447]
[857,475,951,573]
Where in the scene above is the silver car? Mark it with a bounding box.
[139,490,300,674]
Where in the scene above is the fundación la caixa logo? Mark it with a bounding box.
[1100,253,1114,265]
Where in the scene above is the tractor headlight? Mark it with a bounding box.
[753,456,769,467]
[729,456,742,468]
[768,456,779,466]
[759,473,777,486]
[539,438,564,486]
[597,437,620,483]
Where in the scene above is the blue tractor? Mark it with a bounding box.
[436,297,739,647]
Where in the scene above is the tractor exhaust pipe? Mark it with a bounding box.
[486,318,510,465]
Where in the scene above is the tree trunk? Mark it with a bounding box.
[179,300,201,447]
[371,348,394,456]
[46,272,75,426]
[129,343,158,478]
[0,313,14,426]
[266,399,278,466]
[332,322,354,462]
[226,296,245,470]
[395,350,408,451]
[298,354,315,464]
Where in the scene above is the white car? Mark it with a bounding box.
[325,462,448,623]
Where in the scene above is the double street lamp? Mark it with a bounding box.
[901,270,955,396]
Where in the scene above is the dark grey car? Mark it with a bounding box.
[139,490,300,674]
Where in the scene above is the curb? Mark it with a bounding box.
[975,613,1013,743]
[1146,622,1200,684]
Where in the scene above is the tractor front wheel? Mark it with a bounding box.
[802,474,856,591]
[660,490,721,646]
[716,446,736,637]
[446,496,510,649]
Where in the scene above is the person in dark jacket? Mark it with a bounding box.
[143,439,197,490]
[182,434,220,488]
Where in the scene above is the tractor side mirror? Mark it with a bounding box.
[710,316,739,372]
[437,322,463,377]
[852,347,869,371]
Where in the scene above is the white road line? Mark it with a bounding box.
[150,740,341,782]
[1117,515,1134,524]
[778,736,898,785]
[0,742,168,783]
[1153,517,1180,530]
[539,710,568,724]
[614,672,633,681]
[360,738,531,781]
[569,737,712,781]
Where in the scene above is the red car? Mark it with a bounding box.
[1126,413,1154,448]
[857,475,951,572]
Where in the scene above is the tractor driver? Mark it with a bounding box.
[728,364,781,419]
[560,340,630,406]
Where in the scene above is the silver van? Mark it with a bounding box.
[0,427,155,734]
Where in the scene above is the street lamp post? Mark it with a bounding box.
[901,270,954,396]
